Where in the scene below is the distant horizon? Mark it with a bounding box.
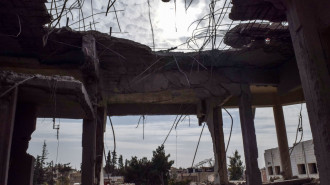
[28,104,312,170]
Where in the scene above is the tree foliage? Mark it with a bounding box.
[123,145,174,185]
[104,151,112,174]
[118,155,124,169]
[55,163,72,185]
[33,141,73,185]
[33,141,48,184]
[150,145,174,185]
[106,145,174,185]
[228,150,244,180]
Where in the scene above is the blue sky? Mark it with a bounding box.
[27,104,312,169]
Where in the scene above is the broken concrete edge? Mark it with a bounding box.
[0,70,94,119]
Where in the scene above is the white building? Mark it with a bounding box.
[264,140,319,181]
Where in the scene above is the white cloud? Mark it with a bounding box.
[30,1,315,170]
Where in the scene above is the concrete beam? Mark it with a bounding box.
[223,87,305,108]
[238,85,262,185]
[0,71,94,119]
[284,0,330,184]
[0,56,84,81]
[108,103,197,116]
[106,68,278,96]
[0,86,17,185]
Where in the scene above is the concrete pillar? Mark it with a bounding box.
[273,104,293,179]
[238,85,261,185]
[95,106,107,185]
[81,66,98,185]
[207,103,229,185]
[284,0,330,184]
[82,117,97,185]
[0,87,17,185]
[214,107,229,185]
[8,103,37,185]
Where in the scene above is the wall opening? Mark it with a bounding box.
[28,118,83,184]
[268,166,274,175]
[275,166,281,175]
[308,163,318,174]
[297,164,306,174]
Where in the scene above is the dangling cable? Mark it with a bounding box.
[143,115,145,140]
[223,108,233,153]
[136,115,143,128]
[162,114,180,145]
[108,116,116,154]
[191,123,206,167]
[290,104,304,156]
[176,130,178,168]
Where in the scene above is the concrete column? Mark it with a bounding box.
[214,107,229,185]
[273,104,293,179]
[0,87,17,185]
[284,0,330,184]
[81,64,98,185]
[207,103,229,185]
[82,117,97,185]
[8,103,37,185]
[95,106,107,185]
[238,85,261,185]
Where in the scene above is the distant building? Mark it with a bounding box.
[264,139,319,181]
[260,168,267,183]
[170,167,214,183]
[103,173,124,185]
[69,171,81,185]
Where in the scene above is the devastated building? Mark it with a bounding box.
[0,0,329,185]
[264,139,319,181]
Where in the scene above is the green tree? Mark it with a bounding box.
[41,141,48,165]
[124,159,128,169]
[33,156,42,185]
[45,161,56,185]
[111,150,117,171]
[33,140,48,185]
[104,150,112,174]
[150,145,174,185]
[228,150,244,180]
[118,155,124,169]
[55,163,72,185]
[123,145,173,185]
[124,156,152,185]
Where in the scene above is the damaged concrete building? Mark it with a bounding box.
[0,0,329,185]
[264,140,319,181]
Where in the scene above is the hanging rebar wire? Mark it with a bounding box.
[0,76,35,98]
[43,0,124,45]
[143,115,146,140]
[191,122,206,167]
[223,108,233,153]
[290,104,304,156]
[112,3,122,32]
[163,114,182,145]
[147,0,155,51]
[106,0,117,16]
[136,115,143,128]
[108,116,117,154]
